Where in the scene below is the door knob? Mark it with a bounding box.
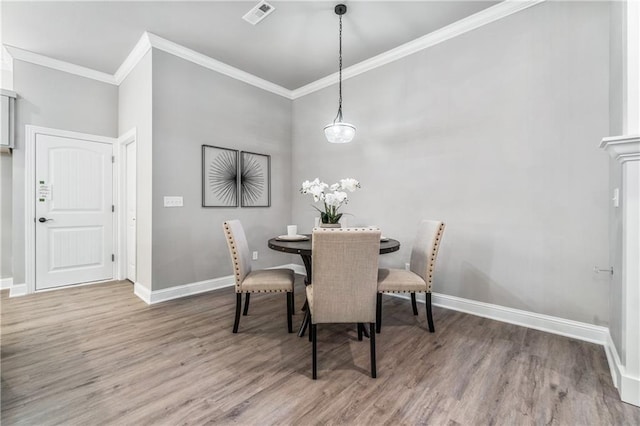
[38,217,53,223]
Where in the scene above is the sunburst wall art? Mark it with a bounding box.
[240,151,270,207]
[202,145,238,207]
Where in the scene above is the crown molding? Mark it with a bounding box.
[600,135,640,163]
[114,32,152,85]
[3,45,117,85]
[3,0,544,98]
[291,0,545,99]
[146,32,293,99]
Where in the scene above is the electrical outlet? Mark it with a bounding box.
[252,251,258,260]
[405,262,410,271]
[163,196,183,207]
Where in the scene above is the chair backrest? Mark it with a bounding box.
[311,228,381,324]
[222,220,252,291]
[409,220,446,291]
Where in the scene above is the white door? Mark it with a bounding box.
[126,141,136,282]
[35,134,114,290]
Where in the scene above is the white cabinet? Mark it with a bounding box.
[1,89,16,151]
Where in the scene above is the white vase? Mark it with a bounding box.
[319,223,341,228]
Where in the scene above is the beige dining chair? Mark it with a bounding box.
[377,220,445,333]
[306,227,381,379]
[223,220,295,334]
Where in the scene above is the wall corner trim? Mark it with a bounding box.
[133,282,152,304]
[3,45,117,85]
[114,32,152,85]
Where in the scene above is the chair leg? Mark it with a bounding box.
[243,293,251,316]
[291,288,295,313]
[411,292,418,316]
[311,323,317,380]
[357,323,363,341]
[232,293,242,333]
[286,292,293,333]
[376,293,382,334]
[369,323,377,378]
[426,293,435,333]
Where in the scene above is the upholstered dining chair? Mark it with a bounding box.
[223,220,295,334]
[306,227,381,379]
[377,220,445,333]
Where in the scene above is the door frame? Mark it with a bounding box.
[115,128,136,282]
[24,125,117,294]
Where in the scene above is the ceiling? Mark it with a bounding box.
[1,1,499,90]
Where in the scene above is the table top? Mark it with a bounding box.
[268,234,400,256]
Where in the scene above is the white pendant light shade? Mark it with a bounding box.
[324,121,356,144]
[324,4,356,144]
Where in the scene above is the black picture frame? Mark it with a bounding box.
[202,145,239,207]
[240,151,271,207]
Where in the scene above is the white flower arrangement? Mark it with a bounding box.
[301,178,361,224]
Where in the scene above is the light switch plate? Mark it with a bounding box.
[164,196,183,207]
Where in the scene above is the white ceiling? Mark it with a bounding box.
[1,1,499,90]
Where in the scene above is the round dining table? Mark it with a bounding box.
[268,233,400,337]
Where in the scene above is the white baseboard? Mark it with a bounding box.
[133,264,305,306]
[0,277,13,290]
[605,332,622,390]
[9,283,27,297]
[134,275,235,305]
[605,332,640,406]
[387,291,637,405]
[428,292,609,345]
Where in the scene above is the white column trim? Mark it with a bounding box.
[624,1,640,135]
[601,134,640,406]
[600,135,640,163]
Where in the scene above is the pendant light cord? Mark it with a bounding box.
[334,13,344,124]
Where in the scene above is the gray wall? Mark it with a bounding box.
[291,1,611,325]
[1,152,11,278]
[11,60,118,284]
[118,51,153,290]
[151,50,292,291]
[607,1,624,362]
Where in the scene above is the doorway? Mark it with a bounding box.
[125,140,136,282]
[30,129,115,290]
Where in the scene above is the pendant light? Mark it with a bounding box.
[324,4,356,144]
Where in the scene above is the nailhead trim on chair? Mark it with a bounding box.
[378,222,445,294]
[223,222,243,293]
[224,221,293,295]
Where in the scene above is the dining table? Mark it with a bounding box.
[268,233,401,337]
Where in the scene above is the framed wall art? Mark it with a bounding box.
[202,145,239,207]
[240,151,270,207]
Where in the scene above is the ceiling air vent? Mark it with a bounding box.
[242,1,275,25]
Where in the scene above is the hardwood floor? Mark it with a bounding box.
[1,278,638,425]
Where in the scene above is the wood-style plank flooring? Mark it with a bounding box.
[2,279,639,425]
